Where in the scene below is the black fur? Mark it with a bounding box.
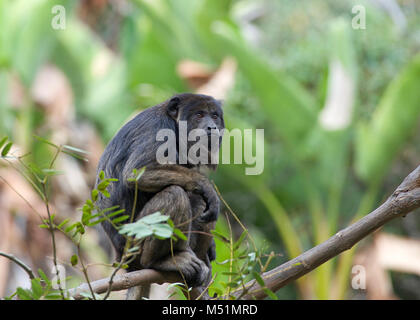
[95,93,224,288]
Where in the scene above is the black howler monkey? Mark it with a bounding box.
[95,93,224,297]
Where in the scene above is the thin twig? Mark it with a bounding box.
[0,252,35,280]
[41,146,65,299]
[0,175,44,222]
[103,180,139,300]
[76,244,96,300]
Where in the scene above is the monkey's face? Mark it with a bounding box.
[166,93,225,166]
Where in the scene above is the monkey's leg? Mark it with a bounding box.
[188,193,216,300]
[127,165,220,223]
[137,185,210,288]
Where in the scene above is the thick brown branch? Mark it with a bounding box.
[235,164,420,299]
[69,164,420,300]
[68,269,182,300]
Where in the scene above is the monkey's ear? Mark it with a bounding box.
[167,96,181,119]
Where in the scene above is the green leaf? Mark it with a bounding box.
[101,190,110,198]
[76,222,85,235]
[82,212,91,226]
[85,199,94,209]
[173,228,187,241]
[27,162,44,177]
[167,218,174,228]
[97,180,109,191]
[33,135,58,148]
[134,167,145,181]
[62,144,89,155]
[152,224,173,239]
[57,219,70,229]
[355,53,420,183]
[111,215,130,224]
[44,293,63,300]
[211,230,230,243]
[119,222,153,239]
[41,168,64,176]
[65,223,77,233]
[248,252,256,262]
[86,218,106,227]
[252,272,265,287]
[263,288,278,300]
[16,287,33,300]
[91,189,99,202]
[226,281,239,288]
[62,150,88,161]
[1,141,12,156]
[140,212,168,224]
[119,213,173,240]
[127,246,140,253]
[86,208,126,226]
[102,206,123,215]
[31,278,43,300]
[233,231,248,250]
[166,283,188,300]
[70,254,78,266]
[38,269,51,286]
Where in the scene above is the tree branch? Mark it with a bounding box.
[68,269,182,300]
[69,164,420,300]
[235,163,420,299]
[0,252,35,280]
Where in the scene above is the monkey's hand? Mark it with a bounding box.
[193,181,220,223]
[179,250,211,288]
[133,165,220,222]
[151,249,211,288]
[207,239,216,262]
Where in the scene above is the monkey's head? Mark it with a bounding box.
[164,93,224,169]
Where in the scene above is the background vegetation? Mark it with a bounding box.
[1,0,420,299]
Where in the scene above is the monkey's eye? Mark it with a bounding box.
[212,114,218,120]
[196,112,204,119]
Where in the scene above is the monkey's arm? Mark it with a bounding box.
[132,165,205,191]
[128,165,219,222]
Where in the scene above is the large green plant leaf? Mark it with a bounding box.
[5,0,57,85]
[355,53,420,183]
[212,22,317,146]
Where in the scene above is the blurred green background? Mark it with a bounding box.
[1,0,420,300]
